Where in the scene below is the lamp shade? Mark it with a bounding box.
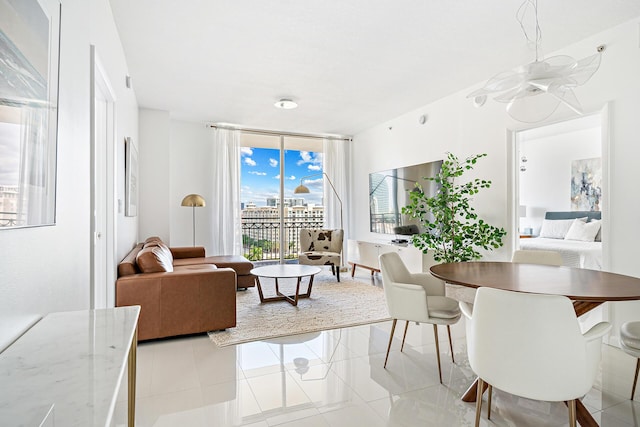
[293,184,310,194]
[181,194,205,207]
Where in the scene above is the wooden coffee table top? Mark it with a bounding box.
[430,262,640,302]
[251,264,321,279]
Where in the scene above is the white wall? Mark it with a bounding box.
[0,0,138,350]
[138,115,214,250]
[139,109,171,242]
[351,18,640,340]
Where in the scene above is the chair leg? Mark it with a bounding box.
[336,265,340,282]
[433,324,443,384]
[568,399,577,427]
[632,358,640,400]
[384,319,397,369]
[400,321,409,352]
[487,384,493,420]
[475,378,484,427]
[446,324,455,363]
[331,265,335,275]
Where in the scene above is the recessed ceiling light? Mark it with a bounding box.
[274,99,298,109]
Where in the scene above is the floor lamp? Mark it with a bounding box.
[181,194,205,246]
[294,173,344,268]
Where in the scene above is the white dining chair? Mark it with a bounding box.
[620,321,640,400]
[460,287,611,427]
[511,249,563,266]
[379,251,461,383]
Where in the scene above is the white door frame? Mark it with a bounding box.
[90,46,117,309]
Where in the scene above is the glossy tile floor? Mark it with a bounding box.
[113,271,640,427]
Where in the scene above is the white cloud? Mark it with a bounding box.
[269,158,278,167]
[274,174,296,180]
[244,157,256,166]
[297,151,323,168]
[274,174,280,179]
[241,147,253,156]
[308,164,321,171]
[248,171,266,176]
[288,175,296,180]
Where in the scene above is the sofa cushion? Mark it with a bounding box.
[173,255,254,275]
[137,246,174,273]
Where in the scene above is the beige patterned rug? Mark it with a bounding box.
[208,274,390,347]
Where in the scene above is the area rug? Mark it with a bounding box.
[208,274,390,347]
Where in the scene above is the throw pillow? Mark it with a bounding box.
[565,219,601,242]
[538,218,587,239]
[143,238,174,265]
[136,246,174,273]
[590,219,602,241]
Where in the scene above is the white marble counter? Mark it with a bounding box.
[0,307,140,427]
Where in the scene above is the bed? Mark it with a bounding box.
[519,211,602,270]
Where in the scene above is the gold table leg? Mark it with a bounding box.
[128,325,138,426]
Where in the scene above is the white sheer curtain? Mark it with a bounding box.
[210,128,242,255]
[323,137,350,266]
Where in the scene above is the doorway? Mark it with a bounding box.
[90,46,117,309]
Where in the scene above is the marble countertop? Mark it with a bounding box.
[0,306,140,427]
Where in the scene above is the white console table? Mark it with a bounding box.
[0,306,140,426]
[347,239,432,276]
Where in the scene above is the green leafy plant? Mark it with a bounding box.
[402,152,507,263]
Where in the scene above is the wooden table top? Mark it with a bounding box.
[430,262,640,302]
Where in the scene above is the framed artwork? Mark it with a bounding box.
[0,0,61,228]
[571,157,602,211]
[125,137,138,217]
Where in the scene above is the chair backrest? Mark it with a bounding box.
[511,249,563,266]
[300,229,343,253]
[466,287,594,401]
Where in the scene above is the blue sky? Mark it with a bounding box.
[240,147,323,206]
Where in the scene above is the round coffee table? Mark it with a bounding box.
[250,264,322,306]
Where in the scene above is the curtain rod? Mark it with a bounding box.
[208,124,352,142]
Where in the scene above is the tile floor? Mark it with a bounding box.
[113,270,640,427]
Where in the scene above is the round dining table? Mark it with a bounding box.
[430,261,640,427]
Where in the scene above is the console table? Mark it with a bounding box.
[0,306,140,426]
[347,239,429,276]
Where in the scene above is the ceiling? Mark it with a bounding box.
[108,0,640,136]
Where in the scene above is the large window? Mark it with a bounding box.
[240,134,323,263]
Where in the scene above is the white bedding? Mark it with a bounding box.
[519,237,602,270]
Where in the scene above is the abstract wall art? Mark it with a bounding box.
[571,157,602,211]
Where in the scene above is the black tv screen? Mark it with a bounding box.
[369,160,442,234]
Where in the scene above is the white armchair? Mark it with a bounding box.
[460,287,611,427]
[379,251,461,383]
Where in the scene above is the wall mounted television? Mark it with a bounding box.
[369,159,443,235]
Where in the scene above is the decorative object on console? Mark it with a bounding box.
[181,193,205,246]
[467,0,602,123]
[402,153,507,263]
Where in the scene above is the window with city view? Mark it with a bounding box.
[240,136,323,263]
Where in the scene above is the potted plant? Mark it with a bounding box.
[402,152,506,263]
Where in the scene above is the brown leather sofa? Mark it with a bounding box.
[115,238,254,341]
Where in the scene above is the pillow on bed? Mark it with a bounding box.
[564,218,601,242]
[539,218,586,239]
[590,219,602,241]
